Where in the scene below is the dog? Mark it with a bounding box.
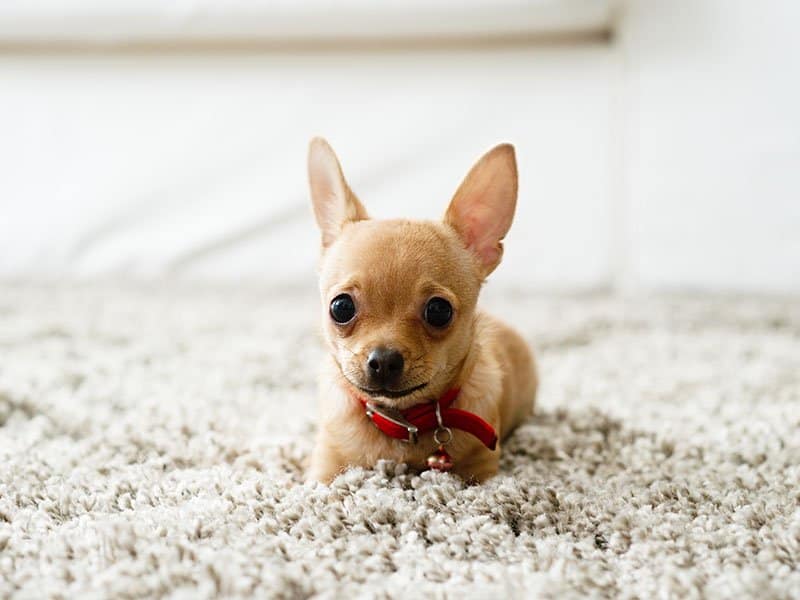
[306,138,537,483]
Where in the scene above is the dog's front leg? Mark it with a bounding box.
[453,445,501,484]
[307,431,348,484]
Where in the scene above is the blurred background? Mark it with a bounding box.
[1,0,798,294]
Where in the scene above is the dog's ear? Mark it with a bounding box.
[308,137,368,248]
[444,144,518,277]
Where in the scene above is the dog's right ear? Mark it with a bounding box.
[308,137,368,248]
[444,143,518,278]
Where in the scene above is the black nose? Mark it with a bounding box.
[366,347,404,386]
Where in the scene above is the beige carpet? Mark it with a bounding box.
[1,283,799,599]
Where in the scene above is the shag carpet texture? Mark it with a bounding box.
[1,284,799,598]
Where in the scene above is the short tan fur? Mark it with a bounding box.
[307,138,537,483]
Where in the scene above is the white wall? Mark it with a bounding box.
[618,0,800,294]
[0,46,615,290]
[1,0,799,294]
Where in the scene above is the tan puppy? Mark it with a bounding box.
[307,138,537,484]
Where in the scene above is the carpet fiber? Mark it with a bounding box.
[1,284,799,598]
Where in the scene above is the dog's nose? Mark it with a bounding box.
[366,347,404,386]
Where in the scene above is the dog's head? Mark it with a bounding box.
[308,138,517,408]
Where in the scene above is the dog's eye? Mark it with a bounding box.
[424,297,453,328]
[330,294,356,324]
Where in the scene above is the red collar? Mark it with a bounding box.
[358,388,498,451]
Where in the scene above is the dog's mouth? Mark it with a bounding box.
[354,381,429,399]
[336,361,431,400]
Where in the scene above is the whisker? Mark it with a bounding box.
[340,345,359,358]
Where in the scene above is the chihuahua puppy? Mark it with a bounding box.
[307,138,537,483]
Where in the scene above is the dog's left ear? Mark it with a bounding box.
[444,144,518,277]
[308,137,369,249]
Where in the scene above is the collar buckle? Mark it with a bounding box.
[365,401,419,444]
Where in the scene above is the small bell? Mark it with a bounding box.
[427,401,454,472]
[426,445,454,472]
